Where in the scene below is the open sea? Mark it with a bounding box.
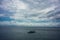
[0,26,60,40]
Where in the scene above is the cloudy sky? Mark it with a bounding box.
[0,0,60,26]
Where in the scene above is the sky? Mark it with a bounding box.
[0,0,60,26]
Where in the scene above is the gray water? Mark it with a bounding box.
[0,27,60,40]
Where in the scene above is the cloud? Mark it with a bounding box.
[10,6,57,22]
[0,0,28,12]
[0,0,60,26]
[30,6,57,14]
[0,21,59,26]
[50,14,60,19]
[0,14,5,17]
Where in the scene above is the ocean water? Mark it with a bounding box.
[0,26,60,40]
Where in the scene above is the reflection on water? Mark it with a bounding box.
[0,27,60,40]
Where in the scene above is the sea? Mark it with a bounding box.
[0,26,60,40]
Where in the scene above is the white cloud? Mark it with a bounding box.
[0,0,28,12]
[30,6,57,14]
[10,6,57,21]
[10,13,25,20]
[0,21,59,26]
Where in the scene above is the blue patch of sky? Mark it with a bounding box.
[0,8,13,15]
[0,8,14,21]
[0,17,14,21]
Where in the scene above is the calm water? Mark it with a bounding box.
[0,27,60,40]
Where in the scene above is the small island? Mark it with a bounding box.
[28,31,36,34]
